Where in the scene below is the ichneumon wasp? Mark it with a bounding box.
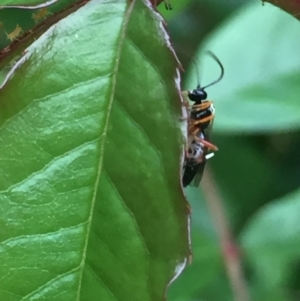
[182,51,224,187]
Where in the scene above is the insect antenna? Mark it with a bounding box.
[202,51,224,90]
[190,58,201,89]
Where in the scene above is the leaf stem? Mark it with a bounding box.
[200,167,251,301]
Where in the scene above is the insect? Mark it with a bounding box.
[183,130,214,187]
[32,8,51,23]
[153,0,172,9]
[6,24,23,42]
[183,51,224,187]
[164,0,172,9]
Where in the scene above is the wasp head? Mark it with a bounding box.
[187,51,224,105]
[188,86,207,104]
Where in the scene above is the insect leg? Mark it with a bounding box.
[164,0,173,9]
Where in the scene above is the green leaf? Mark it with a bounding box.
[0,0,56,6]
[168,187,223,301]
[211,135,276,230]
[168,230,220,301]
[0,1,78,51]
[186,1,300,134]
[0,0,189,300]
[241,188,300,289]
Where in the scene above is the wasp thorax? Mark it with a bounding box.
[188,88,207,102]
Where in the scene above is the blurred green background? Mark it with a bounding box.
[159,0,300,301]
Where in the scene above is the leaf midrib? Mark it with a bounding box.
[76,1,134,299]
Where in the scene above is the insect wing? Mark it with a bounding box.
[192,163,205,186]
[182,160,205,187]
[183,131,207,187]
[191,120,214,186]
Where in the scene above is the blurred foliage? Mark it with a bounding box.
[0,1,76,49]
[0,0,82,84]
[160,0,300,301]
